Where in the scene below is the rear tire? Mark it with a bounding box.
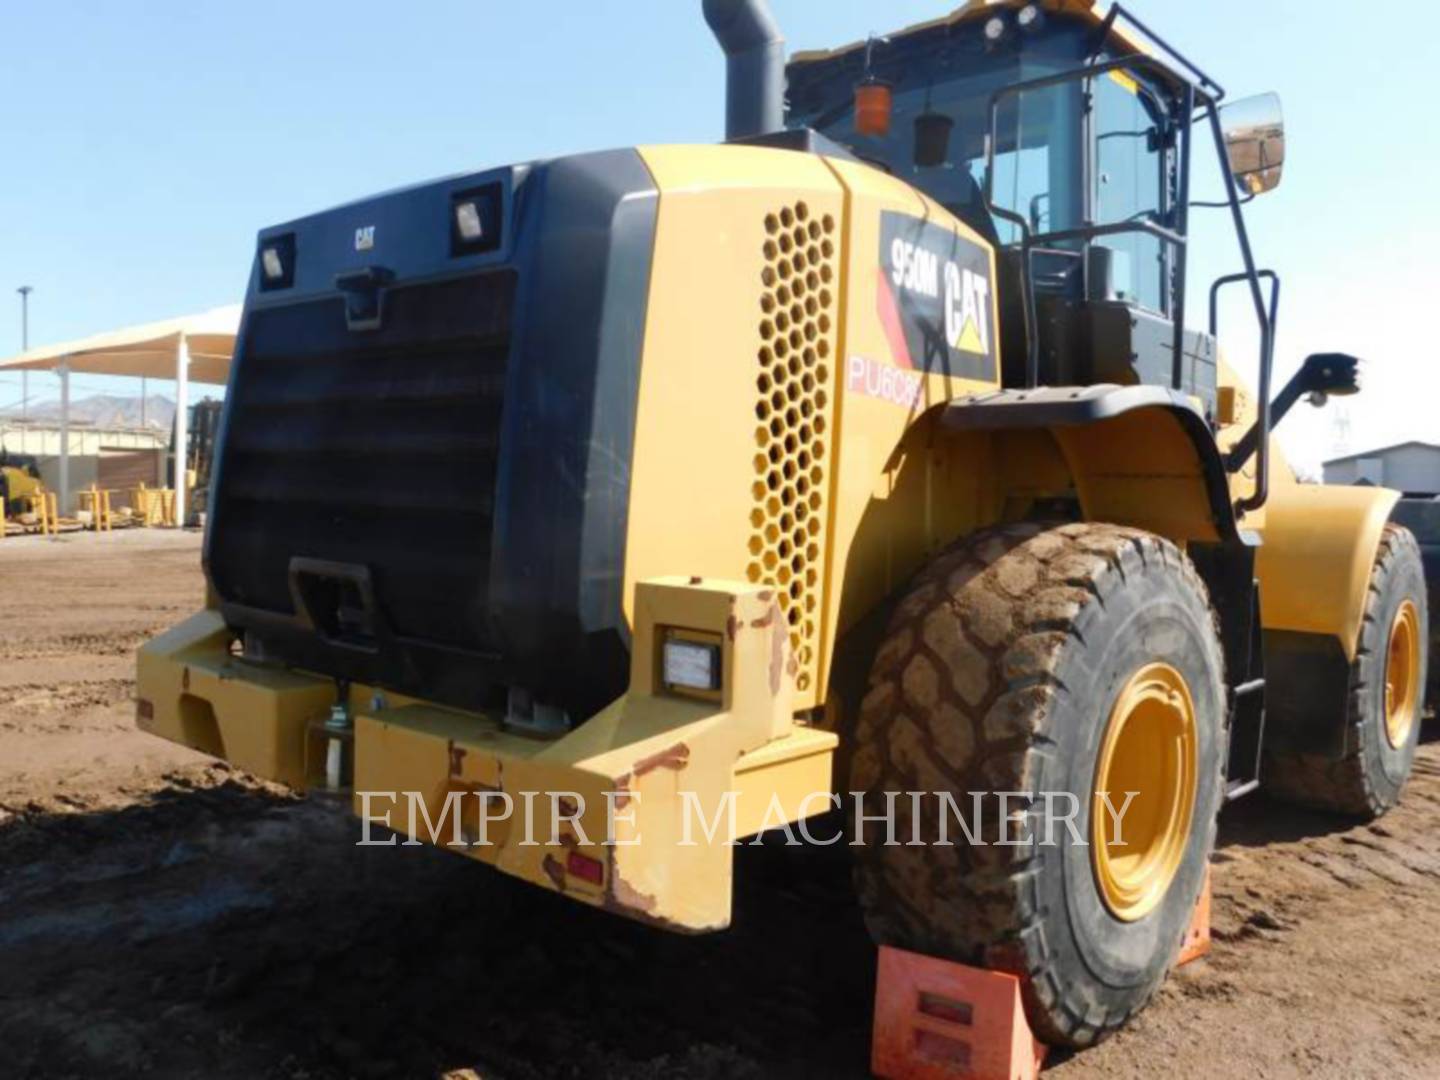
[850,523,1226,1048]
[1264,524,1429,817]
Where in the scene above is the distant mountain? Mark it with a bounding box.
[0,394,178,430]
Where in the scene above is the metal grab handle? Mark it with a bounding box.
[1200,102,1276,517]
[1211,268,1280,476]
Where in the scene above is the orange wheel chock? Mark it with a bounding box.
[872,946,1046,1080]
[872,868,1215,1078]
[1177,866,1213,967]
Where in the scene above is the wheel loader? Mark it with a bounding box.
[0,453,43,517]
[136,0,1431,1049]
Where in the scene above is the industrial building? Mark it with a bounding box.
[1,422,168,506]
[1324,441,1440,497]
[0,305,235,520]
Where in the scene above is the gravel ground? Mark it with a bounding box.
[0,529,1437,1079]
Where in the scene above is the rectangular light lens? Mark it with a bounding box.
[454,201,485,243]
[450,183,503,256]
[258,233,296,291]
[663,639,721,692]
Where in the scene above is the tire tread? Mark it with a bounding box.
[1264,524,1426,817]
[851,522,1225,1047]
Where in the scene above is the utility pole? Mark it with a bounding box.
[16,286,32,420]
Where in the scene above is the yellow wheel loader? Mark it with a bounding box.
[136,0,1430,1048]
[0,453,44,516]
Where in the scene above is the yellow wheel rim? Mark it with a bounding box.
[1384,601,1421,750]
[1091,663,1199,923]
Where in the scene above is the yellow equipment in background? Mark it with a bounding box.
[0,457,43,517]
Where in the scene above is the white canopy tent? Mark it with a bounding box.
[0,305,239,524]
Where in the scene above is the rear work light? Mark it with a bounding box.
[258,233,296,291]
[662,634,722,694]
[984,12,1012,47]
[455,201,485,243]
[450,184,503,256]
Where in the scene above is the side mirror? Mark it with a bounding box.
[1226,353,1360,473]
[1220,92,1285,196]
[1298,352,1362,406]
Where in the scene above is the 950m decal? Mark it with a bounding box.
[877,211,997,382]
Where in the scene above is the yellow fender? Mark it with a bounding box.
[1254,477,1400,660]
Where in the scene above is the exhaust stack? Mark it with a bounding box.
[703,0,785,140]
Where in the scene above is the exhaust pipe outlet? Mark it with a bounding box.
[703,0,785,140]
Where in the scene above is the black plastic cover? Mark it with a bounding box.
[206,150,659,719]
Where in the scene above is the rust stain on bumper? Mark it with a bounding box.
[768,602,786,695]
[446,740,468,778]
[633,742,691,778]
[541,853,567,892]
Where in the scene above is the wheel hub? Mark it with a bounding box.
[1091,663,1199,923]
[1384,600,1421,750]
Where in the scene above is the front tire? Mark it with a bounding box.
[850,523,1226,1048]
[1264,524,1429,817]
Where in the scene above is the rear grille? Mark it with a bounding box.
[211,272,516,654]
[748,200,838,698]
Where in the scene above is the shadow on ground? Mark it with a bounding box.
[0,779,873,1079]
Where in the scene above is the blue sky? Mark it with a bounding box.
[2,1,1435,470]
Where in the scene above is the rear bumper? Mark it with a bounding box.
[136,578,836,932]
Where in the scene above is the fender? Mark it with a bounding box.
[1256,479,1402,758]
[942,384,1242,545]
[942,385,1402,659]
[1254,478,1400,660]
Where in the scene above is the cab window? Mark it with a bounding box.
[986,82,1084,245]
[1091,70,1170,312]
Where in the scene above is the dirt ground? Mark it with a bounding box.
[1,530,1437,1079]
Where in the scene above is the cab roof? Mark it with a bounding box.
[789,0,1151,70]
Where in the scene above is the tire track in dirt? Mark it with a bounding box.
[0,630,174,660]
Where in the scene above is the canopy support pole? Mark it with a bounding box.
[175,335,189,528]
[58,359,70,515]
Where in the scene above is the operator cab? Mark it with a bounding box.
[789,10,1172,302]
[785,3,1284,417]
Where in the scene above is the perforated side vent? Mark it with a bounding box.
[747,201,839,697]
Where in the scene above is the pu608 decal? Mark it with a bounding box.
[846,355,924,409]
